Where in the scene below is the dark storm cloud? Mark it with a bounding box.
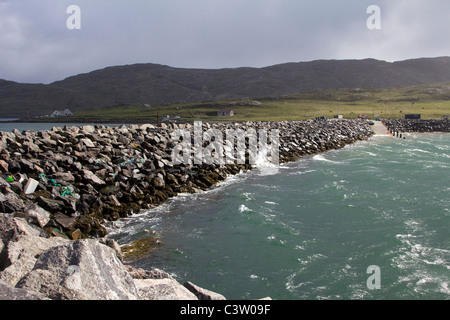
[0,0,449,83]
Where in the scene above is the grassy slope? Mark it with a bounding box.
[58,83,450,122]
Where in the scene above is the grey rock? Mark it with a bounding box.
[0,214,68,287]
[81,125,96,134]
[80,138,95,148]
[41,138,57,147]
[0,213,41,247]
[48,171,75,183]
[0,159,8,173]
[152,173,165,188]
[125,265,172,280]
[16,239,138,300]
[37,131,50,140]
[71,161,83,171]
[117,135,130,146]
[183,281,226,300]
[139,124,155,131]
[0,279,46,300]
[0,191,25,213]
[1,238,64,287]
[54,213,76,230]
[14,203,51,228]
[82,169,106,186]
[7,181,22,194]
[133,278,198,300]
[22,141,41,154]
[36,196,64,212]
[99,238,123,262]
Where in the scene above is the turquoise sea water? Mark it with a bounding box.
[108,133,449,300]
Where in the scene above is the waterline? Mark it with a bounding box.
[109,133,450,300]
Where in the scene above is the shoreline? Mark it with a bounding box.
[1,119,449,300]
[0,119,375,240]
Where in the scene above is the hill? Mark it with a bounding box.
[1,57,450,119]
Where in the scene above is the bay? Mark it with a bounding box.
[108,132,450,300]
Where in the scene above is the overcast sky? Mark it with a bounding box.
[1,0,450,84]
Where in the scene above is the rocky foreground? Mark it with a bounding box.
[0,120,374,300]
[0,214,229,300]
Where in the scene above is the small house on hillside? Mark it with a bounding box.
[50,109,73,117]
[405,114,421,120]
[217,109,234,117]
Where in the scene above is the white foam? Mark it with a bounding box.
[267,235,276,241]
[312,154,340,163]
[287,169,317,176]
[239,204,252,213]
[253,146,280,175]
[312,155,328,161]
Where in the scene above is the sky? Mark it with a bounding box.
[1,0,450,84]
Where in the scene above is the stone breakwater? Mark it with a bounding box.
[383,119,450,133]
[0,120,373,240]
[0,120,374,300]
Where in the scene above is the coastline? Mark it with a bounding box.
[0,119,375,240]
[1,119,448,300]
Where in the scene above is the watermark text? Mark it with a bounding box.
[367,5,381,30]
[171,121,279,166]
[67,5,81,30]
[366,265,381,290]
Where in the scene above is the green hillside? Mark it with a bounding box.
[58,83,450,122]
[3,57,450,119]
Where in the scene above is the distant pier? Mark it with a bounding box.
[370,120,390,135]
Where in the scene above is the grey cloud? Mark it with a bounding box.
[0,0,449,83]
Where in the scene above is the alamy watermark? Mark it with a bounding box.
[366,265,381,290]
[367,5,381,30]
[67,5,381,31]
[171,121,279,166]
[67,5,81,30]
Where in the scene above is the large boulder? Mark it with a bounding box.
[82,169,106,186]
[124,265,197,300]
[13,203,51,228]
[0,279,46,300]
[0,214,68,287]
[16,239,138,300]
[133,278,198,300]
[183,281,226,300]
[0,191,25,213]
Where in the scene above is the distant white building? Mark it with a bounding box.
[50,109,73,117]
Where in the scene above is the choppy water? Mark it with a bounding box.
[108,133,450,300]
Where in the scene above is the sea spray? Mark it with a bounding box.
[254,143,280,176]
